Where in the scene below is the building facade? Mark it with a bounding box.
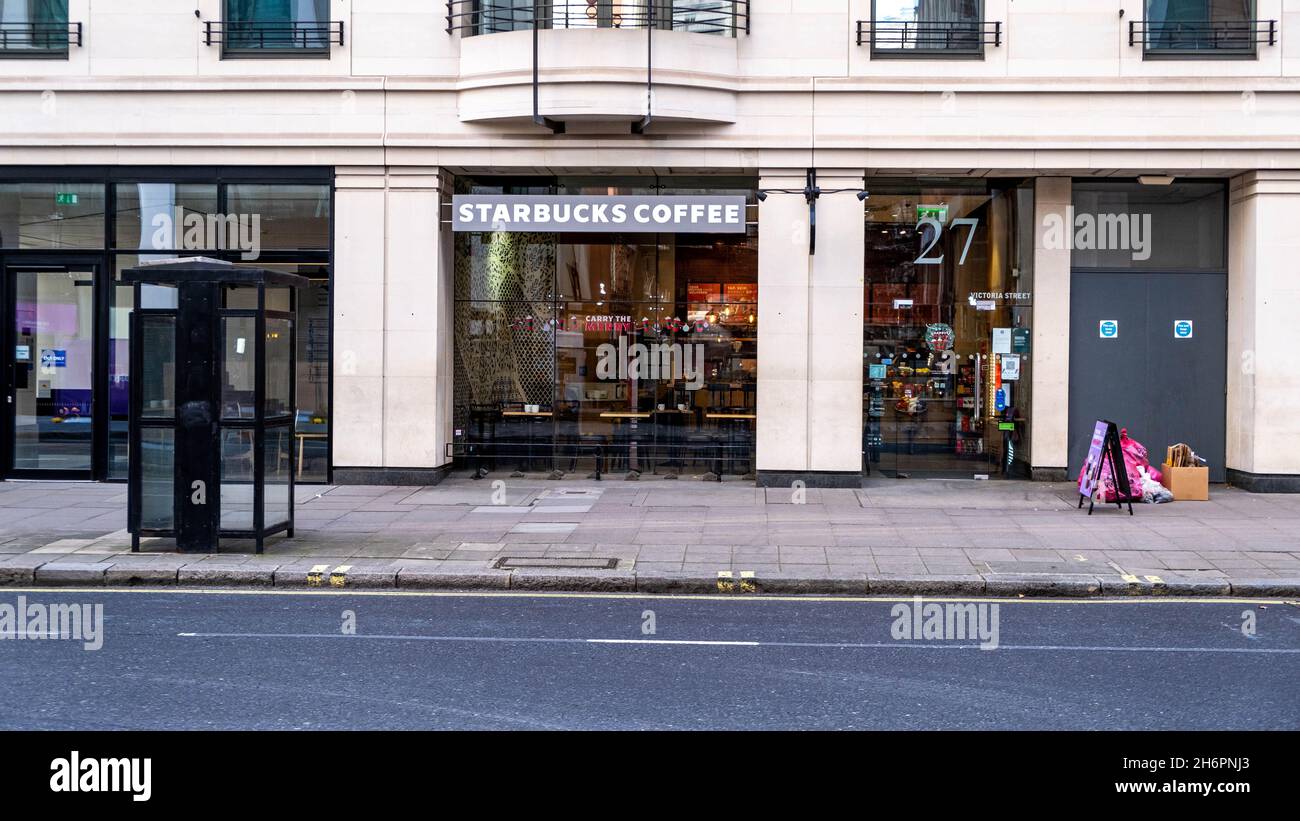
[1,0,1297,490]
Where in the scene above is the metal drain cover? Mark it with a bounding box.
[494,556,619,570]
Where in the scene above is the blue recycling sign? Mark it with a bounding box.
[1099,320,1119,339]
[1173,320,1194,339]
[40,349,67,368]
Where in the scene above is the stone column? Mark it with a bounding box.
[332,166,386,476]
[1029,176,1071,480]
[1226,171,1300,491]
[332,166,454,483]
[755,169,865,488]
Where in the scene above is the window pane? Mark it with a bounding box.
[479,0,534,33]
[140,315,177,419]
[110,258,177,479]
[140,428,174,530]
[265,317,292,418]
[220,429,255,530]
[0,0,70,53]
[224,0,330,50]
[226,0,327,22]
[453,186,758,477]
[222,316,257,419]
[1144,0,1257,52]
[0,183,104,249]
[113,183,219,252]
[12,268,95,471]
[1070,181,1226,271]
[873,0,983,51]
[225,184,329,250]
[263,426,290,528]
[296,280,329,482]
[863,180,1034,476]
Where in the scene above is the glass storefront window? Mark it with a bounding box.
[0,172,331,484]
[0,183,105,249]
[113,183,220,253]
[1071,180,1226,272]
[863,179,1034,478]
[453,181,758,477]
[225,184,330,251]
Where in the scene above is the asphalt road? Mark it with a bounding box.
[0,589,1296,730]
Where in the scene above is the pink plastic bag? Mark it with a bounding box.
[1077,429,1161,503]
[1101,430,1159,502]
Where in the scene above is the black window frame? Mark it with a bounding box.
[0,166,335,485]
[210,0,342,60]
[1133,0,1273,61]
[448,1,750,38]
[864,0,997,61]
[0,0,80,60]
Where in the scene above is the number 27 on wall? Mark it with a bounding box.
[915,217,979,266]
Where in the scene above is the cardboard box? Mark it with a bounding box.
[1161,463,1209,501]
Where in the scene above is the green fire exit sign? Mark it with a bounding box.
[55,192,78,205]
[917,204,948,223]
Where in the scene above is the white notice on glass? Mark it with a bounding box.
[992,327,1012,354]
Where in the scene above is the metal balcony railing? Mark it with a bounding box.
[204,20,344,56]
[0,21,81,57]
[860,19,1002,55]
[1130,19,1276,55]
[446,1,750,38]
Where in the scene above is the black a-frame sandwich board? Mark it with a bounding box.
[1077,420,1137,516]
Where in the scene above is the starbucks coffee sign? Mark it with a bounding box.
[452,195,747,233]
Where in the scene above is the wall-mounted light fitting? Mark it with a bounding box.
[756,170,869,254]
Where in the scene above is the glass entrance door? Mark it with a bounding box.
[862,180,1034,478]
[7,266,96,476]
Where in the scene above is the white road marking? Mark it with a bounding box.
[589,639,761,647]
[174,632,1300,653]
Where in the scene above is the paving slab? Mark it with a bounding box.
[0,476,1296,597]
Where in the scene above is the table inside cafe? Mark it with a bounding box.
[501,409,553,472]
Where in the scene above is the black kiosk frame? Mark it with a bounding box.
[122,259,306,553]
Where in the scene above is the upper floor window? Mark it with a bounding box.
[1133,1,1275,59]
[449,2,749,38]
[0,0,79,59]
[208,0,344,58]
[863,0,1000,59]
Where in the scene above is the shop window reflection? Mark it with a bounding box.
[863,180,1034,478]
[453,221,758,477]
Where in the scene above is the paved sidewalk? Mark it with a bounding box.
[1,475,1298,596]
